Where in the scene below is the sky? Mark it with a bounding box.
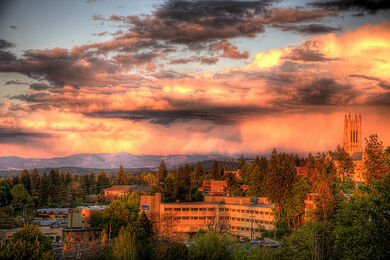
[0,0,389,158]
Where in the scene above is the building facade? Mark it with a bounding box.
[140,193,275,239]
[104,185,151,199]
[68,206,107,228]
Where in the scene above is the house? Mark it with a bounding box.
[104,185,151,198]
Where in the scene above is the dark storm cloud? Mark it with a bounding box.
[0,127,52,144]
[0,39,15,49]
[310,0,390,14]
[9,25,17,30]
[83,105,274,125]
[0,48,119,87]
[29,82,50,90]
[282,47,335,62]
[273,24,342,34]
[349,74,390,90]
[294,78,359,105]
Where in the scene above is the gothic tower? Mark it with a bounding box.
[343,113,362,155]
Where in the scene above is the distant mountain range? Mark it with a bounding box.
[0,152,233,170]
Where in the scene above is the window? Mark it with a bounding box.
[191,208,198,211]
[165,208,172,211]
[194,216,198,220]
[260,211,264,215]
[182,208,189,211]
[174,208,181,211]
[182,217,189,220]
[208,208,215,211]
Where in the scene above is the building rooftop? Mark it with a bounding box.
[76,205,108,210]
[104,185,151,192]
[37,208,69,214]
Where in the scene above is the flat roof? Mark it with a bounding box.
[105,185,151,192]
[160,202,274,208]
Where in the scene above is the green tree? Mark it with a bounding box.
[157,160,168,184]
[279,222,333,260]
[363,134,389,182]
[332,173,390,259]
[211,160,221,180]
[30,168,40,199]
[111,222,154,260]
[239,154,246,170]
[19,170,31,195]
[118,165,127,185]
[11,184,34,214]
[97,169,109,193]
[156,242,190,260]
[224,172,238,196]
[193,161,205,187]
[334,145,354,179]
[190,231,237,260]
[38,173,49,207]
[0,180,12,207]
[0,224,56,260]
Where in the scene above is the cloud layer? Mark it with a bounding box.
[0,1,389,157]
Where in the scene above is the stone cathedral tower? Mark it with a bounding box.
[343,113,362,155]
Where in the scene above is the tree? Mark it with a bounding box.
[30,168,40,199]
[0,224,56,260]
[239,154,246,170]
[97,169,109,193]
[193,161,205,187]
[111,223,154,260]
[278,222,333,260]
[38,173,49,207]
[363,134,389,182]
[11,184,34,215]
[141,172,157,186]
[118,165,127,185]
[190,231,237,260]
[334,145,354,180]
[333,173,390,259]
[19,170,31,195]
[157,160,168,184]
[0,180,12,207]
[211,160,221,180]
[173,165,191,201]
[156,242,190,260]
[224,172,238,196]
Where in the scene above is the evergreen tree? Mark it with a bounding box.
[30,168,40,199]
[118,165,127,184]
[157,160,168,184]
[47,169,60,205]
[193,161,204,187]
[19,170,31,195]
[335,145,354,179]
[97,169,109,193]
[38,173,49,207]
[239,154,246,170]
[211,160,221,180]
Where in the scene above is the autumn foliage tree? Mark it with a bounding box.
[363,134,389,183]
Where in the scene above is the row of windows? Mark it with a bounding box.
[172,215,272,225]
[175,216,214,220]
[219,208,271,215]
[165,207,215,212]
[164,207,271,215]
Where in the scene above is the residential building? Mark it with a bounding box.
[140,193,275,239]
[68,206,107,228]
[104,185,151,198]
[37,208,69,219]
